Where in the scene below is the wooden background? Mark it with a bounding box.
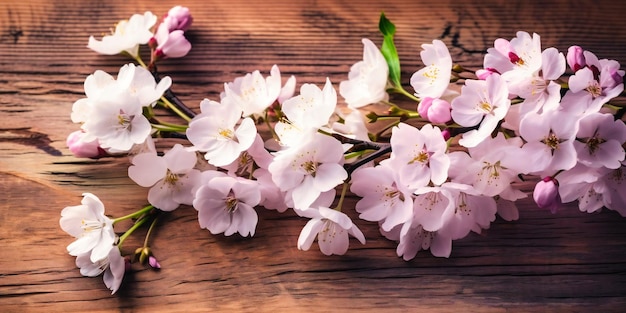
[1,0,626,312]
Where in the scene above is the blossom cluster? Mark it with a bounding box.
[60,8,626,293]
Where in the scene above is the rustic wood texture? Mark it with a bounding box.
[1,0,626,312]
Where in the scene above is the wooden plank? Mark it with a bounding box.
[1,0,626,311]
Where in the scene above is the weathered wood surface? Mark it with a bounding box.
[1,0,626,312]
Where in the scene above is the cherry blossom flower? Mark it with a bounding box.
[275,78,337,146]
[193,174,261,236]
[88,12,157,58]
[80,92,151,152]
[518,48,565,114]
[186,98,257,167]
[396,223,452,260]
[269,132,347,210]
[222,65,283,117]
[297,206,366,256]
[72,64,171,153]
[60,193,116,263]
[329,108,370,142]
[350,164,414,231]
[339,38,389,108]
[559,162,626,216]
[451,73,511,148]
[386,123,450,189]
[483,31,542,79]
[562,55,624,116]
[128,144,201,211]
[116,63,172,107]
[411,185,455,232]
[448,133,526,197]
[574,113,626,169]
[519,110,579,174]
[410,39,452,99]
[75,247,125,294]
[437,183,497,240]
[221,134,273,176]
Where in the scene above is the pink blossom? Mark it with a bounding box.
[297,206,366,256]
[533,177,561,213]
[387,123,450,190]
[66,130,108,159]
[193,174,261,237]
[417,97,452,124]
[268,132,347,210]
[164,6,192,32]
[350,164,414,231]
[410,40,452,99]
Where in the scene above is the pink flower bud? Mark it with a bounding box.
[476,68,499,80]
[148,256,161,269]
[533,177,561,214]
[418,97,451,124]
[165,6,193,32]
[567,46,586,72]
[66,130,108,159]
[441,128,451,141]
[417,97,433,120]
[155,30,191,59]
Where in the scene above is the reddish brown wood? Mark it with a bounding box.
[1,0,626,312]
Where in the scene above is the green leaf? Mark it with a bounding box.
[378,12,401,88]
[378,12,396,36]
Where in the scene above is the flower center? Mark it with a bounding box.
[455,193,471,215]
[482,160,502,180]
[585,81,602,98]
[409,149,430,165]
[81,219,106,233]
[225,194,238,213]
[117,110,133,131]
[509,52,525,66]
[164,169,179,185]
[542,131,563,153]
[218,128,234,140]
[302,160,318,175]
[479,101,492,113]
[422,64,440,85]
[584,135,606,155]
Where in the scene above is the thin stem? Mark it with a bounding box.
[163,89,197,120]
[113,205,154,225]
[152,119,189,130]
[151,123,188,132]
[264,110,281,142]
[160,96,192,122]
[117,215,151,249]
[373,120,401,141]
[389,86,420,102]
[345,144,392,177]
[132,55,148,68]
[334,182,350,212]
[143,213,160,248]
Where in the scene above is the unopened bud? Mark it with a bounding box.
[165,6,193,31]
[533,176,561,214]
[567,46,586,72]
[148,256,161,269]
[418,97,451,124]
[66,130,108,159]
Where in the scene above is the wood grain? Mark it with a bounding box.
[1,0,626,312]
